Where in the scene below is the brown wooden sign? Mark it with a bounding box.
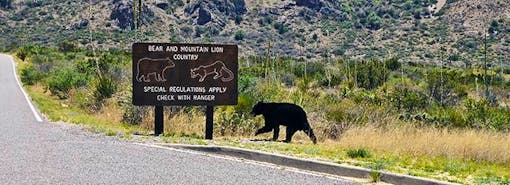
[132,43,238,106]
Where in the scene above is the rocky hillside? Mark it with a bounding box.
[0,0,508,65]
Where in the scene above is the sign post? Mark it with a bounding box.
[154,106,164,135]
[132,43,238,139]
[205,106,214,140]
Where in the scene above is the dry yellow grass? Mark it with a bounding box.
[139,110,206,136]
[139,109,510,165]
[338,125,510,164]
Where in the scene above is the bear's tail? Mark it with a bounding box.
[304,128,317,144]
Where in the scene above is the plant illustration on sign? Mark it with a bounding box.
[190,61,234,82]
[135,58,175,82]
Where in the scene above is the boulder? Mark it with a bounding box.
[110,0,154,30]
[197,7,212,25]
[0,0,12,9]
[295,0,322,11]
[72,19,89,30]
[156,2,169,10]
[110,1,134,30]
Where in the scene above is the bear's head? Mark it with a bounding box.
[251,101,265,116]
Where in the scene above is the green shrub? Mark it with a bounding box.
[354,59,390,90]
[464,99,510,131]
[76,59,97,76]
[16,48,29,61]
[319,70,342,87]
[273,22,288,34]
[384,56,401,71]
[426,68,467,106]
[234,30,245,41]
[292,61,325,78]
[59,40,78,53]
[122,105,149,125]
[238,75,258,93]
[94,77,117,101]
[234,15,243,24]
[347,148,372,158]
[234,93,255,114]
[20,65,44,85]
[216,106,259,136]
[389,88,428,112]
[47,68,89,99]
[370,171,382,182]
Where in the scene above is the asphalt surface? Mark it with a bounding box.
[0,54,354,185]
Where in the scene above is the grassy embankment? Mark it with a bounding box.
[9,45,510,184]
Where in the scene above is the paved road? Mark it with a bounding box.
[0,54,354,185]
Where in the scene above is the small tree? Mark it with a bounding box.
[234,30,245,40]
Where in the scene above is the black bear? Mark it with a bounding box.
[251,102,317,144]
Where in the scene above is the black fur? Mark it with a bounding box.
[251,102,317,144]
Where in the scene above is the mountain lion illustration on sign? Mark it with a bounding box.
[190,61,234,82]
[136,58,175,83]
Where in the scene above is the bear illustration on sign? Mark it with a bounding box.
[136,58,175,83]
[190,61,234,82]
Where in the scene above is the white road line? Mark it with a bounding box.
[4,54,44,122]
[134,143,353,182]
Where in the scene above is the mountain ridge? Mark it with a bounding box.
[0,0,508,65]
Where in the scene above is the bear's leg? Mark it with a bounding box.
[285,127,297,143]
[255,126,272,136]
[160,73,167,81]
[143,75,150,82]
[304,128,318,144]
[157,74,163,81]
[272,126,280,141]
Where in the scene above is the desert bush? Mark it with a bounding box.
[94,77,117,101]
[353,59,390,90]
[389,88,428,112]
[20,65,44,85]
[238,75,259,93]
[122,105,149,125]
[58,40,78,53]
[425,106,467,128]
[234,15,243,24]
[234,30,245,40]
[503,67,510,75]
[252,80,286,102]
[47,68,89,99]
[76,59,97,76]
[273,22,289,34]
[325,99,369,127]
[16,48,29,61]
[292,61,325,79]
[384,56,401,71]
[319,70,342,87]
[426,68,467,106]
[347,148,372,158]
[464,99,510,131]
[216,105,260,136]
